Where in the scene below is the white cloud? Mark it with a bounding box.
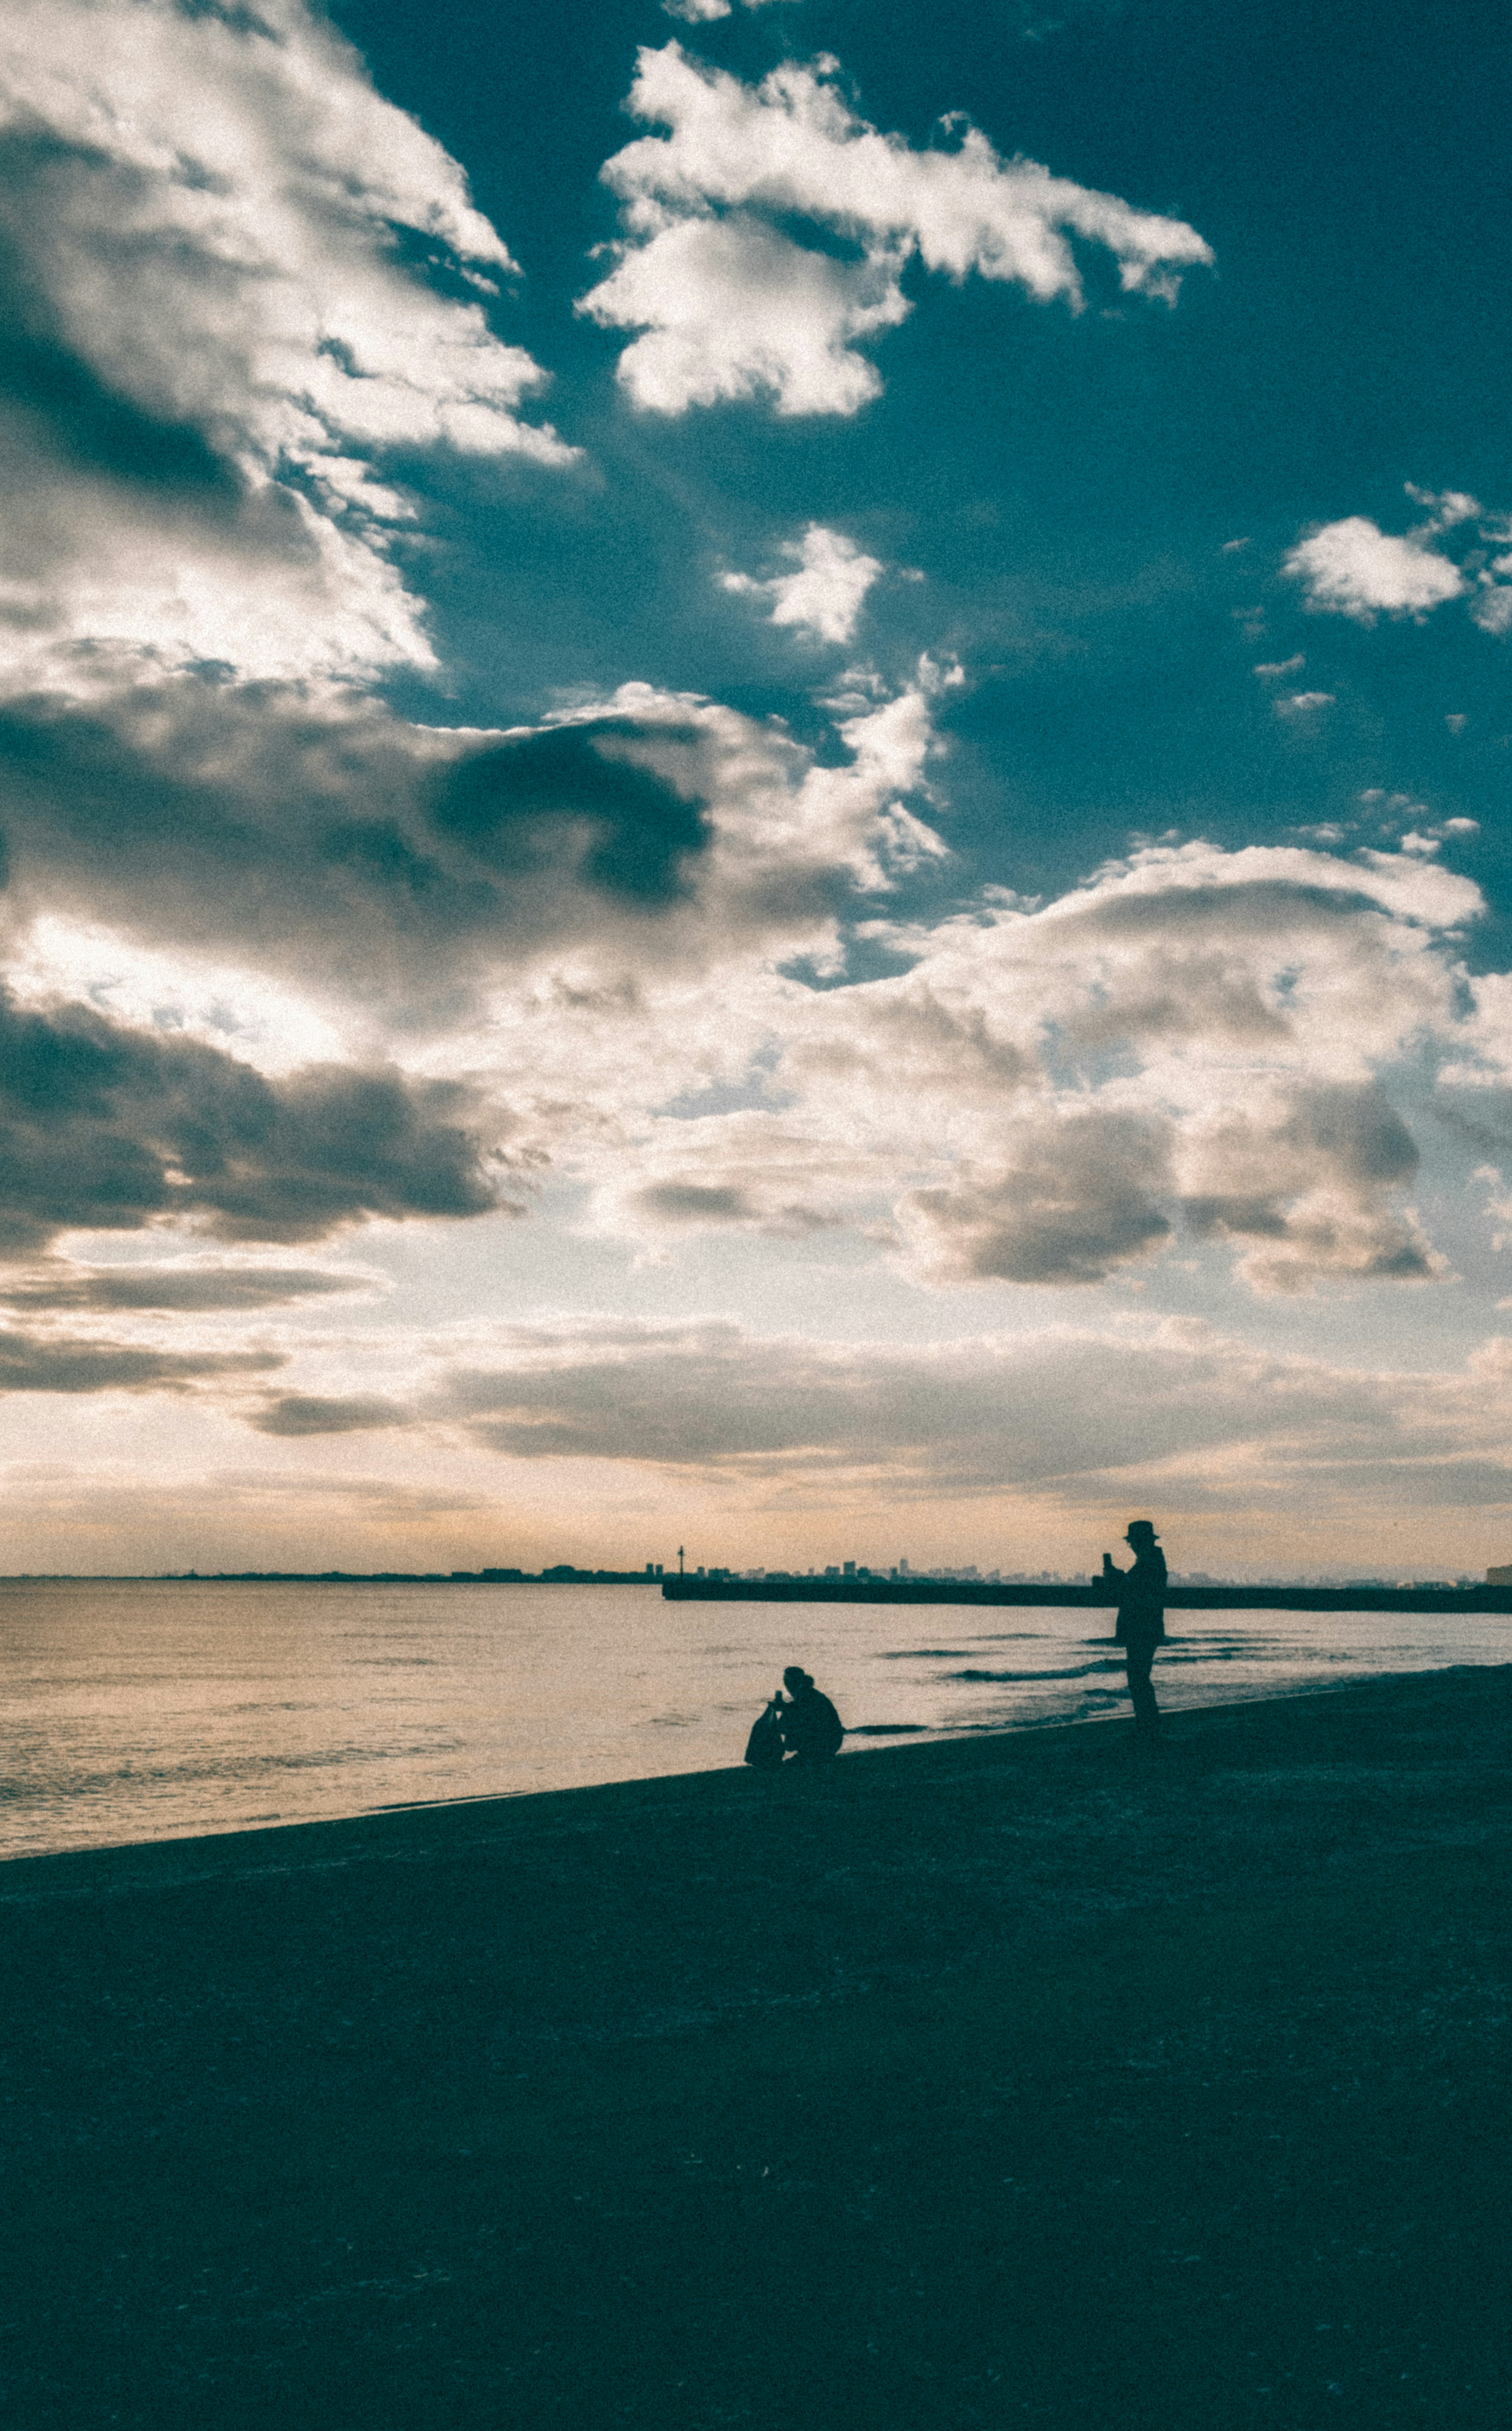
[1470,580,1512,636]
[1282,487,1512,635]
[1273,690,1334,718]
[720,523,885,644]
[580,43,1212,415]
[1282,516,1464,623]
[534,831,1488,1300]
[0,0,574,687]
[1402,485,1481,531]
[662,0,797,19]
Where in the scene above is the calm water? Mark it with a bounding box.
[1,1578,1508,1859]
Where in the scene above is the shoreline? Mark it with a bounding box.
[0,1657,1500,1898]
[0,1657,1456,1891]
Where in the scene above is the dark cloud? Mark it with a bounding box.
[0,689,722,1002]
[431,718,708,904]
[628,1177,844,1235]
[251,1393,409,1435]
[0,987,505,1250]
[0,1262,372,1312]
[0,1328,278,1394]
[0,162,243,500]
[901,1112,1175,1286]
[1277,1084,1419,1184]
[1179,1083,1435,1289]
[635,1182,759,1224]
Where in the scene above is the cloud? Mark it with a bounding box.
[432,715,709,905]
[580,44,1212,415]
[1173,1080,1442,1294]
[0,1329,279,1395]
[899,1110,1174,1285]
[430,1312,1512,1518]
[252,1394,410,1436]
[582,837,1484,1297]
[1279,479,1512,631]
[0,0,573,690]
[1282,516,1464,623]
[1281,486,1512,635]
[721,524,885,644]
[1273,690,1334,718]
[0,987,507,1252]
[662,0,797,19]
[0,1261,376,1313]
[0,672,951,1034]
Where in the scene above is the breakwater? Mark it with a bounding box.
[663,1576,1512,1614]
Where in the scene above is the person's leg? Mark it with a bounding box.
[1125,1638,1160,1737]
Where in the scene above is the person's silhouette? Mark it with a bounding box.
[1099,1520,1167,1742]
[777,1666,845,1762]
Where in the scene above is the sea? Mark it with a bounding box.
[1,1577,1508,1860]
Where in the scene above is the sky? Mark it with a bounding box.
[0,0,1509,1579]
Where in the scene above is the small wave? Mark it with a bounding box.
[948,1662,1123,1683]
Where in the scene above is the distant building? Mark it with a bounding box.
[1487,1566,1512,1587]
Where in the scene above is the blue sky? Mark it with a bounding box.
[0,0,1508,1576]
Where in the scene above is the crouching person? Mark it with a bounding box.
[779,1666,845,1762]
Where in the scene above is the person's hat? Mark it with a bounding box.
[1124,1519,1158,1542]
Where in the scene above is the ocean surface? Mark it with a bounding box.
[1,1577,1509,1859]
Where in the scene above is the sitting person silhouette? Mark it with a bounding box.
[777,1666,845,1762]
[1100,1520,1167,1743]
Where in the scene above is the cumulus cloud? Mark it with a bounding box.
[0,987,507,1253]
[899,1110,1174,1285]
[0,0,572,689]
[580,837,1485,1297]
[1280,485,1512,634]
[1282,517,1464,623]
[0,670,949,1031]
[720,523,884,644]
[580,44,1212,415]
[1173,1080,1442,1294]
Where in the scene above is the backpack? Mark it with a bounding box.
[744,1699,786,1770]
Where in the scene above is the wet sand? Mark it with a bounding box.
[4,1670,1512,2427]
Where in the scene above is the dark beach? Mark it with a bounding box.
[4,1669,1511,2429]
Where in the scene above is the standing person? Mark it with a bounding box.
[1100,1520,1167,1743]
[777,1666,845,1762]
